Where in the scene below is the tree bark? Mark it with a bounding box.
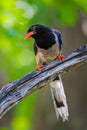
[0,45,87,119]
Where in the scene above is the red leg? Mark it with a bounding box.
[56,55,65,61]
[36,64,43,71]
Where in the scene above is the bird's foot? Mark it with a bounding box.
[36,64,43,71]
[56,55,65,61]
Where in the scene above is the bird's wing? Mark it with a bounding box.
[50,75,69,122]
[34,42,38,55]
[34,42,46,66]
[52,29,63,50]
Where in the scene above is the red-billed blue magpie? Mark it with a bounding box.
[24,24,69,121]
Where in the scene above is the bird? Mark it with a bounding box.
[24,24,69,121]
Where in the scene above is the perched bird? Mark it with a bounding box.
[24,24,69,121]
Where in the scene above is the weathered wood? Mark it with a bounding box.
[0,45,87,119]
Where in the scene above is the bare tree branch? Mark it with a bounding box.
[0,45,87,119]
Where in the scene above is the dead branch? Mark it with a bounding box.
[0,45,87,119]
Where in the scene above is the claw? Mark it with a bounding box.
[56,55,65,61]
[36,64,43,71]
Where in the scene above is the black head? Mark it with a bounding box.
[24,24,51,40]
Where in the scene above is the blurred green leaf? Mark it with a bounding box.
[12,116,29,130]
[56,1,77,25]
[0,128,8,130]
[73,0,87,12]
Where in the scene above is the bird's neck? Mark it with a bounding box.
[35,32,55,50]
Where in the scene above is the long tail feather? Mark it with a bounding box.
[50,75,69,122]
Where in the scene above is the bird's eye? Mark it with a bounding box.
[31,26,36,31]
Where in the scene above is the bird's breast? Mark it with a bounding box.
[37,43,59,64]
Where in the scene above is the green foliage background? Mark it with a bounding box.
[0,0,87,130]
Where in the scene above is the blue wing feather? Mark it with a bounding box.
[34,42,38,55]
[52,29,63,50]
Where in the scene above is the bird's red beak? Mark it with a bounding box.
[24,31,33,40]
